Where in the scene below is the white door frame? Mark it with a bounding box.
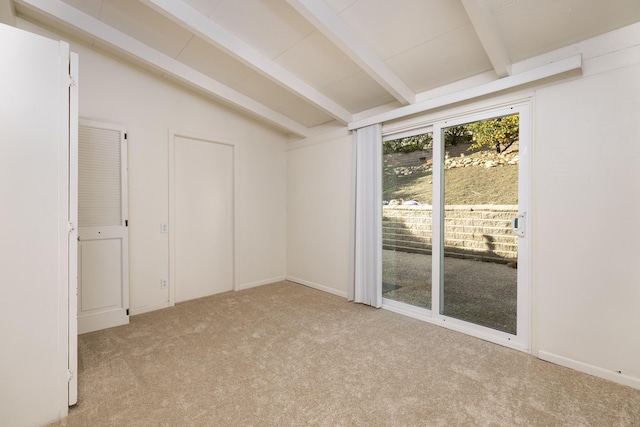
[168,129,236,306]
[432,102,531,351]
[381,100,532,352]
[68,51,79,406]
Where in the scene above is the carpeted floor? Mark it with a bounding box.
[51,281,640,426]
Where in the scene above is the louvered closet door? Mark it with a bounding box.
[77,121,129,334]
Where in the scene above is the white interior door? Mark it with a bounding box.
[171,134,234,303]
[77,121,129,334]
[0,23,75,424]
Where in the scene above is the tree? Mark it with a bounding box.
[467,114,519,153]
[444,125,472,146]
[382,132,433,154]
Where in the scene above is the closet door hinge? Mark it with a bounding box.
[67,369,74,382]
[68,75,77,88]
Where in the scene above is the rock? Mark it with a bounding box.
[485,160,496,168]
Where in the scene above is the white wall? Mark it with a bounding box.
[286,24,640,389]
[287,131,353,297]
[18,18,288,314]
[534,55,640,388]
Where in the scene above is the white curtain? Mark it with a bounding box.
[349,124,382,308]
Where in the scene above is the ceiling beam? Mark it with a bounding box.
[14,0,312,137]
[349,54,582,130]
[287,0,415,106]
[461,0,512,77]
[140,0,352,124]
[0,0,16,25]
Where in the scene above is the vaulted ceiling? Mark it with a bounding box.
[12,0,640,137]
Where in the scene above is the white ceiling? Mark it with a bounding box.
[12,0,640,137]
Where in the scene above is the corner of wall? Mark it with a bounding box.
[0,0,16,26]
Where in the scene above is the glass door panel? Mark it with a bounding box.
[382,131,433,309]
[440,114,520,334]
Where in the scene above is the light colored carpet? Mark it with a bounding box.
[51,281,639,426]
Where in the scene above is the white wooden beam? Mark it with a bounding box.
[461,0,512,77]
[0,0,16,25]
[349,54,582,130]
[286,0,415,106]
[14,0,312,137]
[140,0,352,124]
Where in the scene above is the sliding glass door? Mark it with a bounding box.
[437,111,522,336]
[382,104,529,349]
[382,128,433,310]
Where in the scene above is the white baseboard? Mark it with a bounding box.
[129,301,171,316]
[538,350,640,390]
[286,276,348,299]
[78,309,129,334]
[236,276,287,291]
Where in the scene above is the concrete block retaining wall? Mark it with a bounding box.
[383,205,518,262]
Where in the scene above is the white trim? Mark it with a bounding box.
[287,276,349,299]
[431,103,530,351]
[429,314,529,352]
[382,298,433,322]
[67,50,79,407]
[168,130,176,306]
[236,276,287,291]
[78,308,129,334]
[382,94,533,138]
[129,302,171,316]
[432,120,444,317]
[382,124,433,142]
[538,351,640,390]
[349,54,581,130]
[382,300,529,353]
[57,40,71,418]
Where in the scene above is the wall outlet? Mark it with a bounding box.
[160,223,168,233]
[160,279,168,289]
